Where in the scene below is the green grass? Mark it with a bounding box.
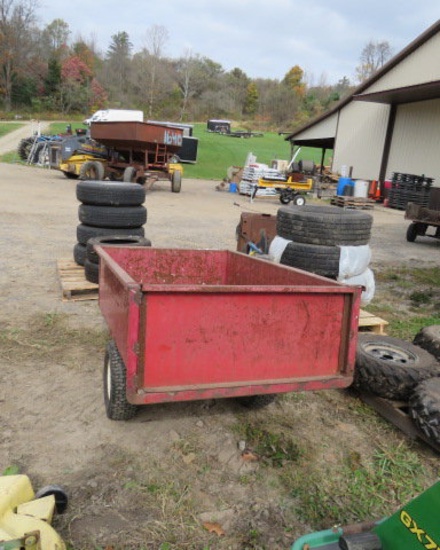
[0,122,24,137]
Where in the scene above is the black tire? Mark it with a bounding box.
[171,170,182,193]
[35,485,68,514]
[79,160,105,181]
[87,235,152,264]
[277,205,372,245]
[123,166,137,182]
[104,340,138,420]
[76,224,145,245]
[280,241,340,278]
[62,171,79,179]
[237,394,277,409]
[73,242,86,266]
[279,191,291,205]
[293,194,306,206]
[76,180,145,206]
[353,334,440,400]
[410,377,440,444]
[17,137,32,161]
[406,223,418,242]
[84,258,99,284]
[78,204,147,228]
[413,325,440,361]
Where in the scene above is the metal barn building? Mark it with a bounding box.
[286,20,440,186]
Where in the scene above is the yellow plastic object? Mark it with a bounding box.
[0,475,66,549]
[59,154,107,177]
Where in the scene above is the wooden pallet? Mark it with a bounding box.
[359,393,440,454]
[57,259,98,301]
[331,196,375,210]
[358,309,388,334]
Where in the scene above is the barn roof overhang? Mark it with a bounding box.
[289,137,335,149]
[353,80,440,105]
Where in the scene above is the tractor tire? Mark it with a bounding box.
[280,241,340,278]
[76,224,145,245]
[79,160,105,181]
[84,258,99,284]
[237,394,277,410]
[123,166,137,183]
[76,180,145,206]
[353,334,440,400]
[78,204,147,228]
[17,137,32,161]
[104,340,138,420]
[413,325,440,361]
[73,242,86,266]
[171,170,182,193]
[409,377,440,444]
[277,205,372,246]
[86,234,152,264]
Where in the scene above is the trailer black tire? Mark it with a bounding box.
[279,192,291,205]
[78,204,147,228]
[237,394,277,409]
[123,166,137,183]
[84,258,99,284]
[76,180,145,206]
[409,377,440,444]
[406,223,418,242]
[104,340,138,420]
[293,194,306,206]
[79,160,105,181]
[77,223,145,245]
[353,334,440,400]
[86,235,152,264]
[280,241,340,278]
[171,170,182,193]
[413,325,440,361]
[73,242,86,266]
[277,205,372,245]
[62,171,79,179]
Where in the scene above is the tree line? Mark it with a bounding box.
[0,0,392,130]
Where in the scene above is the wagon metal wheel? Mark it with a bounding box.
[409,377,440,444]
[353,334,440,400]
[79,160,104,181]
[103,340,138,420]
[171,170,182,193]
[237,394,277,409]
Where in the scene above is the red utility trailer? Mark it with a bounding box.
[95,247,362,420]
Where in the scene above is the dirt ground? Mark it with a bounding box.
[0,152,439,549]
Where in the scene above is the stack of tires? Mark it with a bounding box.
[353,329,440,447]
[74,180,149,283]
[269,205,375,305]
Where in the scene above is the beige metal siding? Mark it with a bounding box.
[333,101,390,179]
[386,99,440,184]
[365,33,440,94]
[293,112,338,140]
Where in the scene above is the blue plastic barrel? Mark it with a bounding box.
[337,177,353,196]
[229,182,238,193]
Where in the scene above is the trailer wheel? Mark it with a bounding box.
[279,191,291,204]
[104,340,138,420]
[277,205,372,246]
[413,325,440,361]
[171,170,182,193]
[76,180,145,206]
[62,171,79,179]
[123,166,137,183]
[293,194,306,206]
[78,204,147,228]
[406,223,418,242]
[409,377,440,444]
[353,334,440,400]
[237,394,277,409]
[79,160,105,181]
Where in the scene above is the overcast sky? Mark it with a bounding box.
[39,0,439,84]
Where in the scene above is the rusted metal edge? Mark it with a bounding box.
[359,393,440,454]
